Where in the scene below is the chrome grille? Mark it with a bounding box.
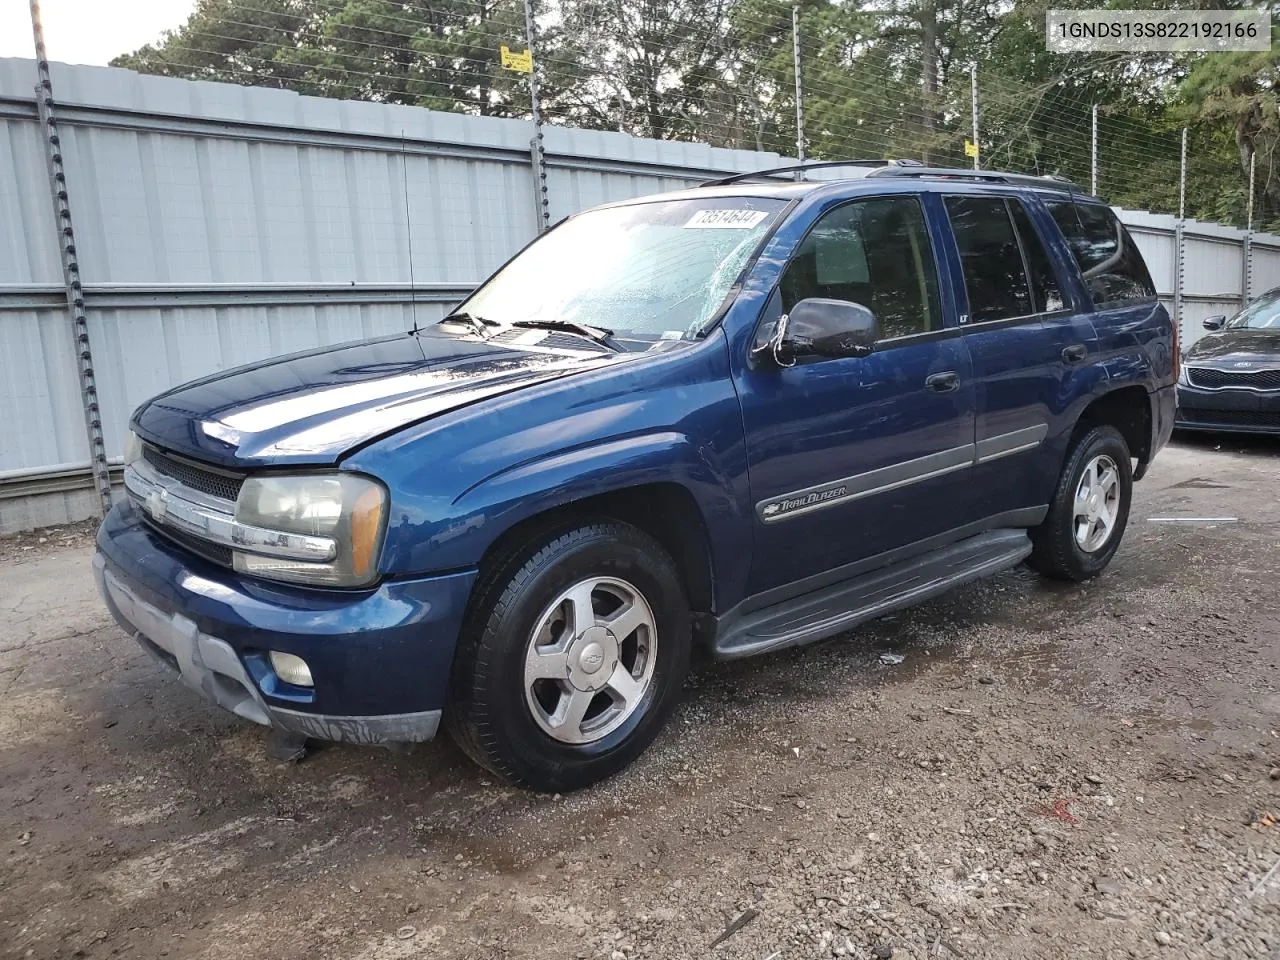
[143,444,244,502]
[123,457,337,571]
[1187,367,1280,391]
[147,522,234,568]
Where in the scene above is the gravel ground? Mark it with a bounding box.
[1,435,1278,960]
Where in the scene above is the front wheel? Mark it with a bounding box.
[446,521,691,792]
[1029,425,1133,582]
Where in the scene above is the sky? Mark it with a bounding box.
[0,0,196,65]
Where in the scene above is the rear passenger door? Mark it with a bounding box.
[940,193,1099,520]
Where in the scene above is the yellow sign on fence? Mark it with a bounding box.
[964,139,979,159]
[500,45,533,74]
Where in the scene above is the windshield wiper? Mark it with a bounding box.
[511,319,622,352]
[440,311,500,339]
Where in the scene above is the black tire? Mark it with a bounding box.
[446,520,691,792]
[1029,424,1133,582]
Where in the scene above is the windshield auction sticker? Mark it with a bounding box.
[1047,10,1269,52]
[685,209,771,229]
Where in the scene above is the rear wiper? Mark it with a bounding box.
[510,319,622,351]
[440,311,500,339]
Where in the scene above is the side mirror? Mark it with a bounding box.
[766,298,879,365]
[1203,315,1226,331]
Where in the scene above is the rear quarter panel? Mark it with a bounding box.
[1057,298,1174,467]
[1089,301,1176,389]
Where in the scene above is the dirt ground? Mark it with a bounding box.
[2,436,1278,960]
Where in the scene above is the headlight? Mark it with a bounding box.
[233,473,388,587]
[124,430,143,466]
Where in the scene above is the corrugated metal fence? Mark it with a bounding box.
[0,57,782,532]
[1121,210,1280,343]
[2,57,1277,533]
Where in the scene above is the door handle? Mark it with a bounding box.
[1062,344,1088,363]
[925,371,960,393]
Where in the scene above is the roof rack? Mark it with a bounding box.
[866,166,1083,192]
[700,159,923,187]
[700,160,1085,193]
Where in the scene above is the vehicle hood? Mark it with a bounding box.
[1185,329,1280,366]
[133,329,621,467]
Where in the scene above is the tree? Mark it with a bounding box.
[547,0,741,140]
[112,0,345,90]
[113,0,537,116]
[1180,49,1280,228]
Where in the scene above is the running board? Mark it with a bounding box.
[713,529,1032,660]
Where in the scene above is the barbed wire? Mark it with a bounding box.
[141,16,1183,161]
[93,0,1253,223]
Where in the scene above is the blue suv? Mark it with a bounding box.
[95,162,1176,791]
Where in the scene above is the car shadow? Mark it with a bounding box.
[1171,429,1280,459]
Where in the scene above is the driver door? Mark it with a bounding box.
[733,194,976,599]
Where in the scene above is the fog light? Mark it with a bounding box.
[269,651,313,687]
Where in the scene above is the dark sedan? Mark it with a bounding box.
[1176,287,1280,435]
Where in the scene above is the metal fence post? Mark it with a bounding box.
[792,4,805,175]
[970,64,979,170]
[1243,231,1254,306]
[1247,149,1256,231]
[1090,104,1098,195]
[29,0,111,517]
[1244,150,1256,302]
[1173,128,1188,348]
[1174,218,1186,350]
[522,0,550,230]
[1178,127,1187,221]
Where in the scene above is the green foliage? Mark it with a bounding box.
[110,0,1278,224]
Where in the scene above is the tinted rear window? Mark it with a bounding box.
[1008,200,1065,313]
[1046,201,1156,307]
[944,195,1033,323]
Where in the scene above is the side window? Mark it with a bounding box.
[1008,200,1065,313]
[1046,200,1156,307]
[943,195,1033,323]
[780,196,941,341]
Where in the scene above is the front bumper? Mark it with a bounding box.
[1175,383,1280,435]
[95,500,477,743]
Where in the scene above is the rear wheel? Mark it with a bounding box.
[1029,425,1133,582]
[447,521,690,792]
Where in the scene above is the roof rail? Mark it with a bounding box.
[866,166,1083,192]
[701,159,923,187]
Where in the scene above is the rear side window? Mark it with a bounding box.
[943,196,1033,323]
[780,196,941,341]
[1046,201,1156,307]
[1007,200,1065,312]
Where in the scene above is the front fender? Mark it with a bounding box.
[458,431,724,515]
[448,431,748,604]
[344,331,753,609]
